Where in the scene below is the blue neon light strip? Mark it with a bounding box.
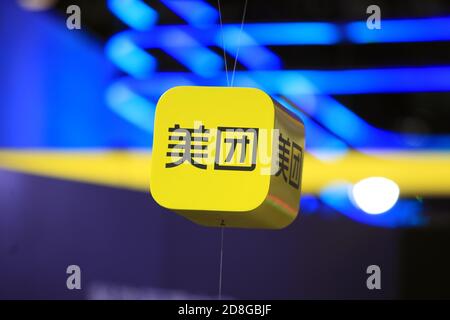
[118,17,450,51]
[107,0,158,31]
[160,0,218,28]
[105,34,157,79]
[233,68,450,94]
[119,67,450,95]
[285,94,403,149]
[278,93,450,150]
[156,28,223,77]
[105,1,450,148]
[347,17,450,43]
[220,26,282,70]
[120,24,339,49]
[235,22,341,45]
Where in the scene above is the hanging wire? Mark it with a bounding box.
[217,0,230,86]
[218,222,225,300]
[216,0,249,300]
[230,0,248,86]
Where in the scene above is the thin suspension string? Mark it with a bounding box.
[230,0,248,87]
[216,0,249,300]
[218,223,225,300]
[216,0,227,301]
[217,0,229,86]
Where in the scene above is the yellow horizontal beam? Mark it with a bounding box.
[0,149,449,196]
[0,149,151,192]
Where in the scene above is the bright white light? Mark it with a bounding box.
[351,177,400,214]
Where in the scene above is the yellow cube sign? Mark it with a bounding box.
[149,86,305,229]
